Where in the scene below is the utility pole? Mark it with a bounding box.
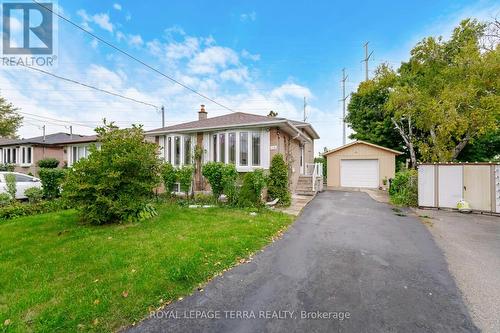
[42,125,46,142]
[363,42,374,81]
[161,105,165,128]
[303,97,307,122]
[69,125,73,139]
[341,68,348,145]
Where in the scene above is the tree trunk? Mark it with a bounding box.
[392,117,417,168]
[451,132,471,160]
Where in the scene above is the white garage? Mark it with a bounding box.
[340,159,379,188]
[323,140,402,189]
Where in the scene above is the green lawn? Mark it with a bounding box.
[0,204,293,332]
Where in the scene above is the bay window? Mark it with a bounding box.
[252,132,260,166]
[174,136,181,166]
[184,136,191,165]
[212,134,217,162]
[239,132,248,166]
[219,133,225,163]
[228,132,236,164]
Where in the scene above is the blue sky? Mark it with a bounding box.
[1,0,499,153]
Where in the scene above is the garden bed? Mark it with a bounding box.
[0,204,293,332]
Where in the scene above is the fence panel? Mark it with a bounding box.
[464,165,491,211]
[418,165,435,207]
[438,165,463,209]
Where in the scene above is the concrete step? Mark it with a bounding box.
[295,191,316,196]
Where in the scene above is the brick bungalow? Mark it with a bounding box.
[0,132,97,175]
[146,105,321,194]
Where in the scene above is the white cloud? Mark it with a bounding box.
[77,10,114,33]
[240,11,256,22]
[188,46,239,74]
[271,83,312,99]
[220,67,249,83]
[241,49,260,61]
[113,3,122,11]
[92,13,114,32]
[166,36,201,60]
[127,34,143,47]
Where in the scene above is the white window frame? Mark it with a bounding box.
[19,146,33,167]
[68,144,96,167]
[207,128,269,172]
[163,134,195,168]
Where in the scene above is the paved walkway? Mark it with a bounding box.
[125,191,477,333]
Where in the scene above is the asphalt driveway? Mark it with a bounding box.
[126,191,477,333]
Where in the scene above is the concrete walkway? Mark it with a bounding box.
[125,191,477,333]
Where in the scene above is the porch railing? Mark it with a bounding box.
[306,162,323,192]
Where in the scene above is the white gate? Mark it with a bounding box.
[418,163,500,213]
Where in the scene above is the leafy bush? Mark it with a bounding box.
[192,192,214,205]
[161,162,177,195]
[0,198,70,220]
[239,169,267,207]
[221,164,238,206]
[37,158,60,168]
[177,165,194,196]
[267,154,291,206]
[4,173,16,200]
[25,187,44,203]
[389,169,418,206]
[63,124,161,225]
[0,193,11,206]
[202,162,225,200]
[0,163,14,172]
[39,168,66,199]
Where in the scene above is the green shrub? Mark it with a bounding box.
[192,192,213,205]
[25,187,44,203]
[0,198,70,220]
[37,158,60,168]
[177,165,194,196]
[0,193,11,206]
[267,154,291,206]
[4,173,16,200]
[161,162,177,195]
[389,169,418,206]
[202,162,225,200]
[221,164,238,206]
[39,168,66,199]
[239,169,267,207]
[63,124,161,225]
[0,163,15,172]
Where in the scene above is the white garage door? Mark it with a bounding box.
[340,159,379,188]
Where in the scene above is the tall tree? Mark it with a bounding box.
[0,95,22,138]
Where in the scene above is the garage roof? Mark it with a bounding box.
[323,140,403,156]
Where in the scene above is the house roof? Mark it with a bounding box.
[0,132,97,147]
[322,140,403,156]
[146,111,320,140]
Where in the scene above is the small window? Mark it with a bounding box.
[239,132,248,166]
[228,132,236,164]
[167,137,172,163]
[252,132,261,166]
[27,147,32,164]
[12,149,16,164]
[72,147,77,164]
[184,136,191,165]
[21,147,25,164]
[174,136,181,165]
[219,133,225,163]
[212,134,217,162]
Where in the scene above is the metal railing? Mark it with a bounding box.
[306,163,323,192]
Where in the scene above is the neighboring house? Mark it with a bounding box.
[323,140,402,189]
[146,105,321,194]
[0,132,97,175]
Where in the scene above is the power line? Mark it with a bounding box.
[340,68,349,145]
[4,58,159,110]
[32,0,236,113]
